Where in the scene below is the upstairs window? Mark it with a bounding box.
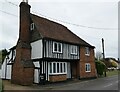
[53,42,62,53]
[85,47,90,56]
[85,63,91,72]
[30,23,35,31]
[71,45,77,55]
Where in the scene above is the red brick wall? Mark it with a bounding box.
[79,46,97,79]
[49,74,67,82]
[11,47,34,85]
[11,2,34,85]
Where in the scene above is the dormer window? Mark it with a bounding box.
[30,23,35,31]
[53,42,62,53]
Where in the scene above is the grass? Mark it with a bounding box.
[106,70,119,77]
[0,79,3,92]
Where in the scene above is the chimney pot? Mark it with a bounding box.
[23,0,28,3]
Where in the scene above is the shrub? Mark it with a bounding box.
[95,60,106,76]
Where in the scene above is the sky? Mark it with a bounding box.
[0,0,119,59]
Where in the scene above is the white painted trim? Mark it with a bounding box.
[85,63,91,72]
[53,41,62,53]
[48,62,67,75]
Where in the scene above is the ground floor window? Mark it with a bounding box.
[49,62,67,75]
[85,63,91,72]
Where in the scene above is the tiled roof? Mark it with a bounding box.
[31,14,94,47]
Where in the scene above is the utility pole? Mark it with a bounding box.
[102,38,106,77]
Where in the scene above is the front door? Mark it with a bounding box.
[67,62,71,79]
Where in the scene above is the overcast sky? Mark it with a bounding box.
[0,0,119,59]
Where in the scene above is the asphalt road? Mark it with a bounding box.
[3,75,119,91]
[52,75,119,90]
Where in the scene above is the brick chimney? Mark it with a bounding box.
[11,1,34,85]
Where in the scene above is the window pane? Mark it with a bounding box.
[85,47,90,55]
[88,64,90,71]
[86,64,88,71]
[53,63,56,73]
[64,63,66,72]
[54,43,57,51]
[60,63,62,73]
[50,63,52,73]
[71,45,77,54]
[57,63,59,73]
[58,43,61,52]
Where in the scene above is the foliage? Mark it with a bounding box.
[104,58,118,68]
[0,49,9,64]
[111,60,118,68]
[95,60,106,76]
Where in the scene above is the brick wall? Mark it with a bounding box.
[11,2,34,85]
[11,47,34,85]
[49,74,67,82]
[79,46,97,79]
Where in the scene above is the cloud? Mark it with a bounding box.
[0,0,118,59]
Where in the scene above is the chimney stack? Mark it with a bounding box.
[11,1,34,85]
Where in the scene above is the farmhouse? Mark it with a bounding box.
[2,1,97,85]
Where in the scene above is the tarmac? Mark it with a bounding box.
[2,79,83,91]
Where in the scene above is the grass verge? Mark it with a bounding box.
[0,79,3,92]
[106,70,119,77]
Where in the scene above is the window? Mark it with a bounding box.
[71,45,77,55]
[53,63,56,73]
[85,63,91,72]
[49,62,67,75]
[30,23,35,30]
[57,63,59,73]
[50,63,52,73]
[85,47,90,56]
[53,42,62,53]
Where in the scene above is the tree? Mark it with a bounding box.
[0,49,9,64]
[95,51,103,61]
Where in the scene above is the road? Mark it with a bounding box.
[52,75,119,90]
[3,75,119,91]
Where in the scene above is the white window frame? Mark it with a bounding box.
[85,47,90,56]
[30,23,35,31]
[53,42,62,53]
[71,45,77,55]
[49,62,67,75]
[85,63,91,72]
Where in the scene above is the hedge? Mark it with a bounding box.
[95,60,106,76]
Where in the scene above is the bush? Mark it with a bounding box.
[95,60,106,76]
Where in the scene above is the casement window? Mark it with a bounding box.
[53,42,62,53]
[49,62,67,75]
[85,63,91,72]
[85,47,90,56]
[30,23,35,31]
[71,45,77,55]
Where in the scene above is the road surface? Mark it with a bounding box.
[52,75,119,90]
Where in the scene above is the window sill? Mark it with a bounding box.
[53,51,62,54]
[71,53,77,55]
[49,73,67,75]
[85,54,90,56]
[85,71,91,73]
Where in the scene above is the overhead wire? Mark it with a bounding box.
[1,0,118,31]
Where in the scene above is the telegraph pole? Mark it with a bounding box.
[102,38,106,77]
